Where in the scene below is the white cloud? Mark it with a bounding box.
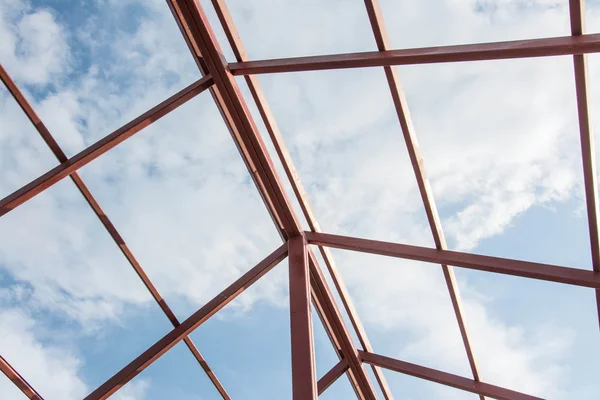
[407,55,581,250]
[0,307,88,399]
[333,250,573,398]
[112,379,151,400]
[0,0,70,85]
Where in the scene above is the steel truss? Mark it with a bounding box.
[1,1,597,399]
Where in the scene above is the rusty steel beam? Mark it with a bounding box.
[228,33,600,76]
[288,236,317,399]
[0,64,230,399]
[83,244,288,400]
[359,351,542,400]
[0,74,214,217]
[306,231,600,288]
[568,0,600,326]
[318,359,350,395]
[208,1,394,396]
[0,356,43,400]
[361,2,481,397]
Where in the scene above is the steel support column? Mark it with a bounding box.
[288,236,317,399]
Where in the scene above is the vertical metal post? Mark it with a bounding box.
[568,0,600,327]
[288,236,317,399]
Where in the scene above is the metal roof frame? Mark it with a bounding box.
[1,0,597,399]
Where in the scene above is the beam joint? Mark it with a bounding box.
[318,359,350,395]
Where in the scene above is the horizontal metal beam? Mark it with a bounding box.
[359,351,542,400]
[83,244,287,400]
[317,359,350,395]
[0,356,43,400]
[228,33,600,75]
[0,75,214,217]
[305,231,600,288]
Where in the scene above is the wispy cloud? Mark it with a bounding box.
[0,306,87,398]
[0,0,70,85]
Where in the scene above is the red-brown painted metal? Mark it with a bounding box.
[288,236,317,399]
[318,359,350,395]
[568,0,600,326]
[0,74,213,217]
[361,2,482,397]
[208,1,393,396]
[228,33,600,76]
[359,351,542,400]
[0,356,43,400]
[0,64,230,399]
[306,231,600,288]
[83,244,288,400]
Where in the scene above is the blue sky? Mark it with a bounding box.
[1,0,600,399]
